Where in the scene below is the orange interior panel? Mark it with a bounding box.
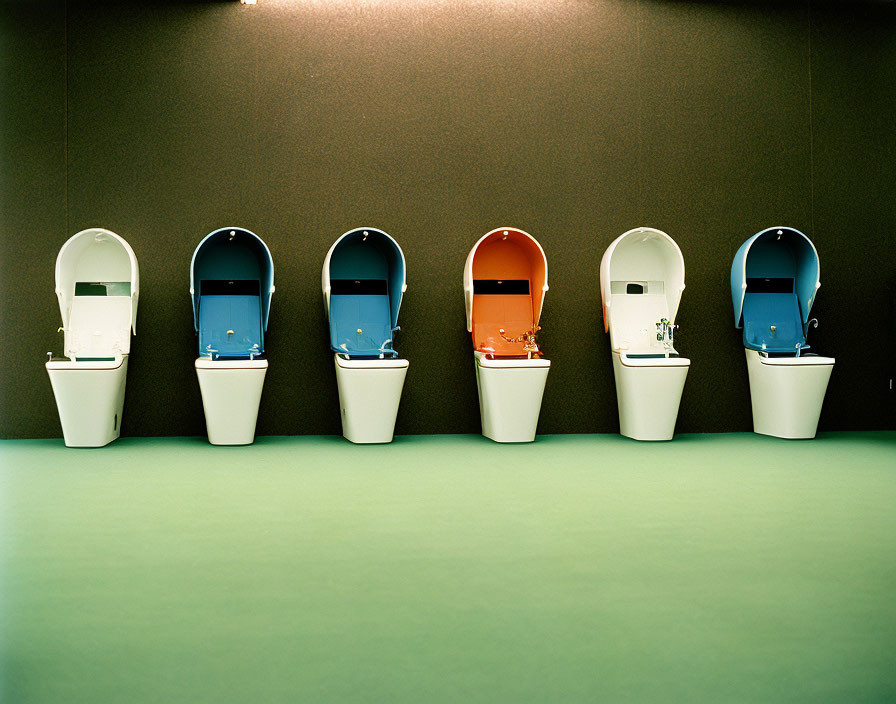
[471,230,546,356]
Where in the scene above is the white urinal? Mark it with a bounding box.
[45,228,139,447]
[474,352,550,442]
[465,227,550,443]
[732,226,834,439]
[600,228,690,441]
[47,357,130,448]
[744,351,834,439]
[323,228,409,444]
[191,227,275,446]
[334,356,409,443]
[610,354,689,441]
[195,358,268,445]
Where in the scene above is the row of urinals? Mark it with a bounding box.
[46,225,834,447]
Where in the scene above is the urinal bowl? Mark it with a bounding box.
[334,355,409,444]
[195,358,268,445]
[475,352,550,443]
[744,349,834,439]
[612,352,690,441]
[46,356,129,447]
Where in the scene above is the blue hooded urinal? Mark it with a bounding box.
[323,228,406,359]
[322,228,409,443]
[730,226,834,438]
[731,226,820,356]
[191,227,274,445]
[191,227,274,360]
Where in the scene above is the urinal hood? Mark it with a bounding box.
[54,228,139,359]
[464,227,548,336]
[731,226,820,329]
[600,227,684,351]
[190,227,275,334]
[322,227,407,331]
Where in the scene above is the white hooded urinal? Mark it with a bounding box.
[600,228,690,441]
[191,227,274,445]
[46,228,139,447]
[322,228,408,444]
[465,227,550,443]
[731,226,834,439]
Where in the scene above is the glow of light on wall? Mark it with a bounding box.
[237,0,569,7]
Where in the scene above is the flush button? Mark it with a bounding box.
[357,328,362,334]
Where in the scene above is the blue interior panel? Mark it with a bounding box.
[732,227,819,336]
[198,294,263,357]
[329,286,394,356]
[326,229,405,358]
[191,228,274,340]
[742,292,805,352]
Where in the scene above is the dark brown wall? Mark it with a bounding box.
[1,1,68,438]
[2,0,894,439]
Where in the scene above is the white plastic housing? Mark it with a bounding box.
[195,359,268,445]
[334,355,409,443]
[46,356,128,447]
[55,228,139,359]
[600,227,684,353]
[599,228,688,441]
[474,352,550,443]
[744,350,834,439]
[612,353,690,441]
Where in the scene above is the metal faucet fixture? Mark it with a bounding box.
[656,318,678,352]
[499,325,543,359]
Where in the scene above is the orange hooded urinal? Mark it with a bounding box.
[464,227,550,442]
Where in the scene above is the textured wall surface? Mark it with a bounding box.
[1,0,894,439]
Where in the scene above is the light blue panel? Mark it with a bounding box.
[385,239,405,328]
[198,295,262,358]
[329,230,405,329]
[731,227,820,332]
[731,237,751,327]
[330,294,393,356]
[327,228,405,356]
[191,228,274,336]
[742,292,804,352]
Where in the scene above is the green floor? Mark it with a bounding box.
[1,432,895,703]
